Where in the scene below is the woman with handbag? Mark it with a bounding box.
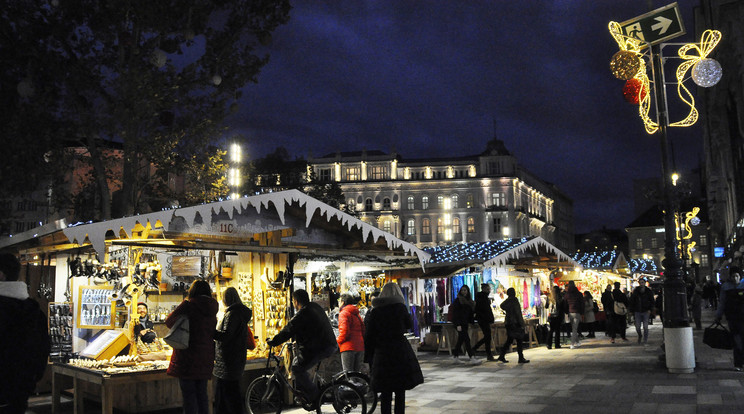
[497,287,529,363]
[213,287,253,414]
[166,280,219,414]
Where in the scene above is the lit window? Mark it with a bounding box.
[437,218,443,234]
[370,165,388,180]
[636,238,643,249]
[407,196,415,210]
[491,193,505,207]
[452,194,459,208]
[422,196,429,210]
[701,253,709,266]
[453,217,461,233]
[345,167,360,181]
[407,219,415,236]
[422,218,431,235]
[383,220,391,233]
[699,234,707,246]
[467,217,475,233]
[437,195,444,208]
[466,194,474,208]
[651,238,658,248]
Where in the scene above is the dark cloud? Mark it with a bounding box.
[228,0,705,234]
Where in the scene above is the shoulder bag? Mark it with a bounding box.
[164,315,190,349]
[613,301,628,316]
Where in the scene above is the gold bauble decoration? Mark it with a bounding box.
[610,50,641,80]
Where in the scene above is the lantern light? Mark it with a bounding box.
[610,50,642,80]
[212,74,222,86]
[692,58,723,87]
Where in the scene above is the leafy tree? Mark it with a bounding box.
[0,0,291,220]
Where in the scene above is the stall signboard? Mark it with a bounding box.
[77,286,116,329]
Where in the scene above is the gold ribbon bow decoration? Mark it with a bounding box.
[669,29,722,128]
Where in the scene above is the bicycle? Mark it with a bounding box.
[332,370,377,414]
[245,342,367,414]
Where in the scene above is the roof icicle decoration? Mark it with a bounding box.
[62,190,429,266]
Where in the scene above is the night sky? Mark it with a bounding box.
[227,1,706,234]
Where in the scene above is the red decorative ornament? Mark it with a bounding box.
[623,78,647,105]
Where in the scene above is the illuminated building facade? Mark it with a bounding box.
[307,138,574,252]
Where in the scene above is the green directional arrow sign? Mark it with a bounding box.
[619,2,685,46]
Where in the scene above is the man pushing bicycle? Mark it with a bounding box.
[267,289,338,405]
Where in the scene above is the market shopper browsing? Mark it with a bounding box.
[267,289,338,404]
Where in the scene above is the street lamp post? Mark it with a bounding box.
[608,14,722,373]
[650,46,689,329]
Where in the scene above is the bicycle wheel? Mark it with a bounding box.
[316,380,366,414]
[245,375,283,414]
[338,372,377,414]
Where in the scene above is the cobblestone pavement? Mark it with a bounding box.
[28,307,744,414]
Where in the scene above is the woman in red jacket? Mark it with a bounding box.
[337,294,365,372]
[166,280,219,414]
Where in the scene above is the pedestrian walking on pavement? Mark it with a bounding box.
[630,278,654,345]
[472,283,495,361]
[715,266,744,371]
[449,285,481,365]
[611,282,629,343]
[690,286,703,330]
[365,282,424,414]
[601,284,614,338]
[547,286,564,349]
[497,287,530,364]
[583,291,597,338]
[564,281,584,349]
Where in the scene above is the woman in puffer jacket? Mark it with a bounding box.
[337,294,365,372]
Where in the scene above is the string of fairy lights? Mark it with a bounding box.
[424,237,532,264]
[628,258,659,274]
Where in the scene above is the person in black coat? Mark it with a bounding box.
[365,282,423,414]
[268,289,338,403]
[497,287,529,363]
[213,287,252,414]
[601,284,614,338]
[449,285,481,364]
[472,283,495,360]
[611,282,629,343]
[546,286,564,349]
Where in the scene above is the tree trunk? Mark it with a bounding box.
[85,135,112,220]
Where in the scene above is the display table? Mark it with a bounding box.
[51,359,267,414]
[432,318,539,355]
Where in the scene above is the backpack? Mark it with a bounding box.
[614,301,628,316]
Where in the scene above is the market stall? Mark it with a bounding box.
[1,189,428,413]
[391,237,579,352]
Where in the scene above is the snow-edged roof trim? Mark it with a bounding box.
[62,189,430,266]
[481,237,580,269]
